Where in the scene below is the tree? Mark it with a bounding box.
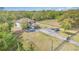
[0,32,17,50]
[0,23,9,32]
[58,10,79,30]
[0,31,25,51]
[60,19,72,31]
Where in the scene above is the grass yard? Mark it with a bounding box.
[20,31,79,51]
[58,42,79,51]
[71,33,79,42]
[39,19,54,25]
[58,31,69,37]
[21,32,62,51]
[39,19,60,28]
[39,19,59,26]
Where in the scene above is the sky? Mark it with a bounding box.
[0,0,79,7]
[0,0,79,11]
[2,7,73,11]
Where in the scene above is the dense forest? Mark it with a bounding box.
[0,9,79,51]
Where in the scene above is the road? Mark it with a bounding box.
[39,28,79,46]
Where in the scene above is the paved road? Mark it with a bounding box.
[39,28,79,46]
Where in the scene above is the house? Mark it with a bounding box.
[12,18,40,32]
[27,19,39,29]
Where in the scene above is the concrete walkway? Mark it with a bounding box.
[39,28,79,46]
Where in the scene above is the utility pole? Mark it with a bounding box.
[50,40,53,51]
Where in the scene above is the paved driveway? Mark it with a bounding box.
[39,28,79,46]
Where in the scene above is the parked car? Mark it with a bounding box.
[51,28,60,32]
